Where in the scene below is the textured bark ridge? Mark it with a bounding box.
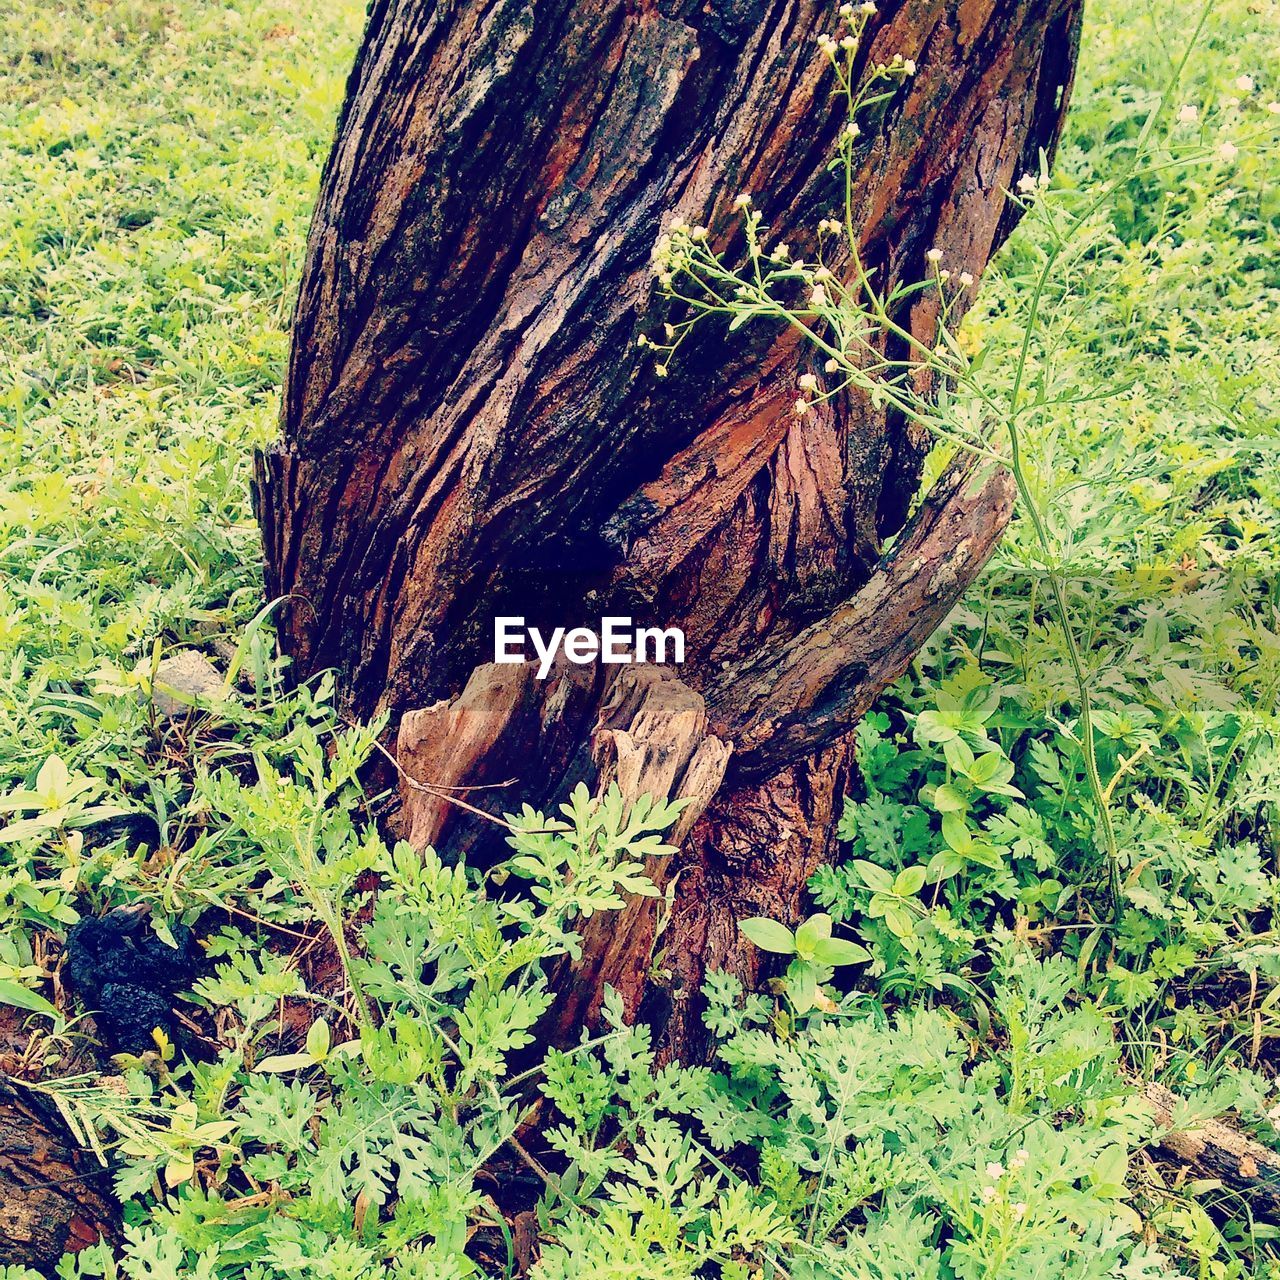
[257,0,1082,1057]
[0,1076,119,1270]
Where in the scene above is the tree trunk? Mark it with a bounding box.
[0,1076,119,1271]
[256,0,1082,1059]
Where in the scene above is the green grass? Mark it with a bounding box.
[0,0,360,675]
[1,0,1280,1275]
[0,0,363,943]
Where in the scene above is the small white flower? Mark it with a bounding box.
[817,33,836,53]
[637,334,651,348]
[840,35,856,50]
[793,398,811,417]
[824,357,840,372]
[901,59,916,75]
[772,242,791,261]
[958,271,974,288]
[670,217,688,234]
[733,193,752,210]
[809,284,829,307]
[980,1185,997,1203]
[819,217,842,235]
[655,364,669,378]
[1010,1148,1029,1170]
[690,225,708,241]
[663,323,675,338]
[925,247,943,265]
[813,266,833,282]
[839,2,854,14]
[1219,140,1239,161]
[938,268,951,282]
[843,121,861,142]
[1012,1202,1027,1220]
[798,373,819,392]
[859,1,876,13]
[1016,173,1038,194]
[985,1162,1005,1181]
[1267,102,1280,115]
[1177,103,1198,124]
[1235,74,1255,94]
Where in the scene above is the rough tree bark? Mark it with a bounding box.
[0,1075,119,1271]
[1145,1083,1280,1221]
[256,0,1082,1059]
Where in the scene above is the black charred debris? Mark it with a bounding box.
[63,905,203,1055]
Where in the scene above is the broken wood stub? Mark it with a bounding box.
[1145,1082,1280,1221]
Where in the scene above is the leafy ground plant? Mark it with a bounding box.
[10,796,1172,1280]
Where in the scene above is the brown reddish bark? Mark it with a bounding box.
[257,0,1082,1058]
[0,1076,119,1271]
